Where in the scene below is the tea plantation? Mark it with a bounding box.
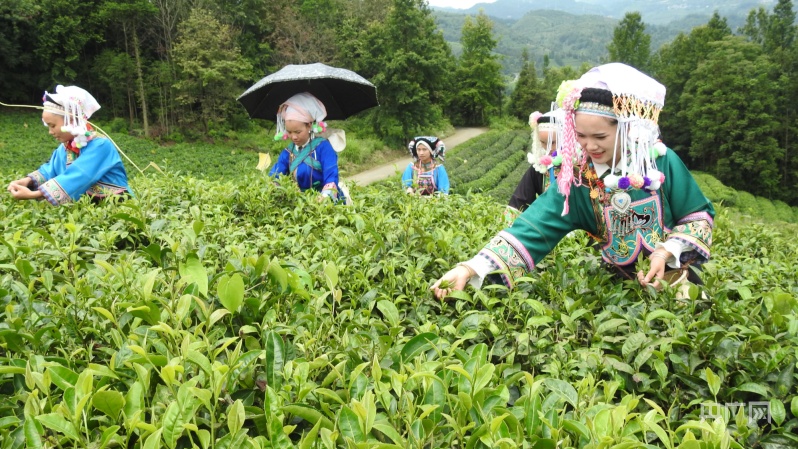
[1,112,797,448]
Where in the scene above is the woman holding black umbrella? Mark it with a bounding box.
[269,92,348,203]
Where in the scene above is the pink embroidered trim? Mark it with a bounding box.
[677,211,714,227]
[39,179,72,206]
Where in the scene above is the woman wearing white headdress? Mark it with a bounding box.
[269,92,348,203]
[504,108,565,225]
[403,136,449,195]
[6,85,131,205]
[431,63,715,296]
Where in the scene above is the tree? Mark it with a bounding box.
[651,12,731,162]
[98,0,157,136]
[0,0,41,102]
[357,0,455,144]
[540,58,585,107]
[607,12,651,71]
[507,49,544,120]
[681,36,782,199]
[34,0,105,84]
[171,8,253,133]
[740,0,798,204]
[449,11,503,126]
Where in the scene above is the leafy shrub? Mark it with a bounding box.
[0,172,796,447]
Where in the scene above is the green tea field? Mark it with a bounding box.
[1,111,797,448]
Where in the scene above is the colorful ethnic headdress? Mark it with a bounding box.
[408,136,446,161]
[528,108,565,174]
[275,92,328,141]
[556,63,667,215]
[42,85,101,150]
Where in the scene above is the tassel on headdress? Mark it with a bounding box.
[42,85,101,150]
[556,63,666,216]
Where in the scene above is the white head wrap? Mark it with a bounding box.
[275,92,328,141]
[42,85,101,149]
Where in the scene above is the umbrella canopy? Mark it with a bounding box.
[238,63,378,121]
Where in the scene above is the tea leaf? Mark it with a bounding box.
[24,417,44,449]
[48,365,78,391]
[264,330,285,389]
[376,300,400,328]
[543,378,578,408]
[770,398,786,426]
[732,382,771,397]
[338,405,365,441]
[180,255,208,296]
[93,390,126,418]
[227,399,245,435]
[217,273,245,313]
[283,404,335,430]
[299,419,323,449]
[705,368,721,398]
[400,332,439,362]
[36,413,81,441]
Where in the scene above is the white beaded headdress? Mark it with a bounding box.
[42,85,101,149]
[556,63,667,215]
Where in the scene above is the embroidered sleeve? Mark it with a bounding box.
[667,212,713,262]
[39,179,72,206]
[28,170,46,189]
[473,230,536,289]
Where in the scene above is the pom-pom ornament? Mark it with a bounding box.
[529,111,543,128]
[628,174,644,189]
[604,174,620,189]
[552,155,563,166]
[617,176,630,190]
[654,140,668,156]
[539,155,553,166]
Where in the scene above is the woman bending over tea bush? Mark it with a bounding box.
[6,85,131,205]
[402,136,449,195]
[269,92,349,204]
[432,63,714,297]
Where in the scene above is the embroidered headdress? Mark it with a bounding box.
[275,92,328,140]
[42,85,101,149]
[556,63,667,215]
[528,108,565,174]
[408,136,445,161]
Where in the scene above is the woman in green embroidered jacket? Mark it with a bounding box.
[431,63,715,297]
[269,92,346,203]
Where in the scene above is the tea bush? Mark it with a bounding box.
[1,170,796,448]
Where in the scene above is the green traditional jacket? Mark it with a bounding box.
[479,148,715,288]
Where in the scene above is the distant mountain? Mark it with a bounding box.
[432,1,763,76]
[432,0,775,25]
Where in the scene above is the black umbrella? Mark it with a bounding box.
[237,63,379,120]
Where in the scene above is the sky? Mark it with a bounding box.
[426,0,498,9]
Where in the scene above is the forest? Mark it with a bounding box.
[1,0,797,205]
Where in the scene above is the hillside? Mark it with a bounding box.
[433,0,773,25]
[433,5,752,74]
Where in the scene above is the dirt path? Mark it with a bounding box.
[345,127,488,186]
